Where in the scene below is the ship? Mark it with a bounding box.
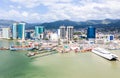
[92,47,118,60]
[10,45,34,51]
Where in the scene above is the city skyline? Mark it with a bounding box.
[0,0,120,23]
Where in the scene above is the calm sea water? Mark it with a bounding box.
[0,40,120,78]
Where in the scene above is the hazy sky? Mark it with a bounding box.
[0,0,120,23]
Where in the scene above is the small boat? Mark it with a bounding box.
[26,52,35,57]
[92,47,118,60]
[10,45,34,51]
[26,52,39,57]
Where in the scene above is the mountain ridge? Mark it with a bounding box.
[0,19,120,29]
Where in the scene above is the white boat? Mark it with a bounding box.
[92,47,118,60]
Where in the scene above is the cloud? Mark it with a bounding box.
[10,0,72,8]
[0,9,21,21]
[0,0,120,23]
[9,5,22,9]
[22,11,28,17]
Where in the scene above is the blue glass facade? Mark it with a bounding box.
[25,32,31,39]
[110,35,114,40]
[87,26,96,39]
[17,23,25,39]
[12,23,25,39]
[35,26,44,37]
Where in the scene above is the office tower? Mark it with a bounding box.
[12,23,25,40]
[12,23,17,39]
[35,26,44,39]
[25,32,31,39]
[17,23,25,40]
[87,26,96,44]
[60,26,66,39]
[66,26,74,40]
[2,28,10,39]
[87,26,96,39]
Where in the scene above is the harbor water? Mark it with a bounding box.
[0,40,120,78]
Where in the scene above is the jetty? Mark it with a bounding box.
[26,50,58,59]
[0,47,9,50]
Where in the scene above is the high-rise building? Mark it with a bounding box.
[57,29,60,38]
[12,23,25,40]
[17,23,25,39]
[12,23,17,39]
[87,26,96,44]
[60,26,66,39]
[87,26,96,39]
[25,32,31,39]
[35,26,44,39]
[0,28,2,38]
[66,26,74,40]
[1,28,10,39]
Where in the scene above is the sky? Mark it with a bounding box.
[0,0,120,23]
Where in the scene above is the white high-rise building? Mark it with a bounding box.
[57,29,60,38]
[66,26,74,41]
[2,28,10,39]
[60,26,66,39]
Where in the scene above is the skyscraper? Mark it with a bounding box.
[35,26,44,39]
[17,23,25,40]
[87,26,96,39]
[60,26,66,39]
[12,23,17,39]
[66,26,74,40]
[12,23,25,40]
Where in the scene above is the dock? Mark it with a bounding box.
[0,47,9,50]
